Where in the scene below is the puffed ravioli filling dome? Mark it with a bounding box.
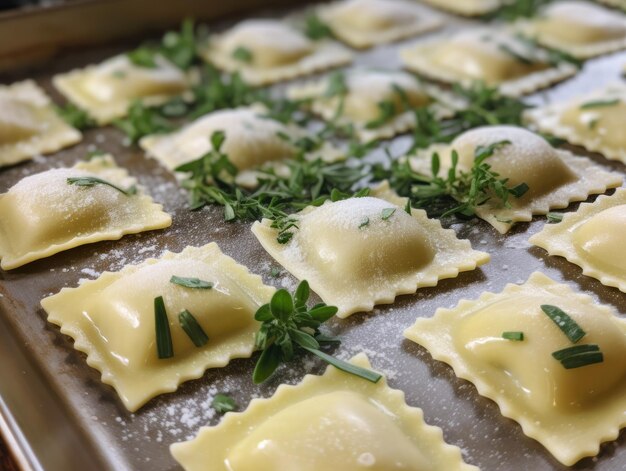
[225,391,431,471]
[331,0,419,32]
[573,204,626,272]
[0,97,41,143]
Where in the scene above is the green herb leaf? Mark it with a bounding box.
[358,217,370,229]
[580,99,620,110]
[127,47,158,68]
[178,309,209,347]
[170,275,214,289]
[114,101,173,144]
[254,304,273,322]
[502,331,524,341]
[302,347,382,383]
[552,344,599,361]
[253,344,282,384]
[546,212,563,223]
[294,280,310,309]
[55,103,96,130]
[289,329,320,349]
[232,46,253,63]
[304,14,333,40]
[212,393,237,413]
[66,176,137,196]
[270,266,281,278]
[560,352,604,369]
[497,43,534,65]
[308,304,338,322]
[270,289,294,322]
[483,0,552,22]
[381,207,396,220]
[154,296,174,359]
[540,304,586,343]
[509,182,529,198]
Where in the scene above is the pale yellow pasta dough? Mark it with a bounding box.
[41,243,275,411]
[530,188,626,293]
[287,69,460,141]
[417,0,502,16]
[516,1,626,59]
[404,271,626,466]
[525,82,626,164]
[0,80,81,167]
[408,126,622,233]
[202,19,352,85]
[400,28,577,96]
[171,354,479,471]
[318,0,443,49]
[252,182,489,317]
[53,54,193,124]
[0,155,171,270]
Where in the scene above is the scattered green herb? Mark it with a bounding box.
[127,47,158,68]
[498,43,534,65]
[270,266,281,278]
[560,351,604,369]
[154,296,174,359]
[170,275,214,289]
[381,207,396,220]
[55,103,96,130]
[502,331,524,341]
[232,46,253,63]
[66,176,137,196]
[552,344,600,361]
[304,14,333,40]
[212,394,237,413]
[580,99,620,110]
[540,304,586,343]
[252,280,382,384]
[358,217,370,229]
[86,149,106,160]
[546,212,563,223]
[483,0,552,22]
[114,101,173,143]
[178,309,209,347]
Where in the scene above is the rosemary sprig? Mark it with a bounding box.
[66,176,137,196]
[252,280,382,384]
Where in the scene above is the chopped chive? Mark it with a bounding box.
[212,393,237,413]
[540,304,586,343]
[178,310,209,347]
[170,275,214,289]
[154,296,174,359]
[301,346,382,383]
[502,331,524,341]
[381,208,396,221]
[67,176,137,196]
[358,217,370,229]
[579,98,619,110]
[509,182,529,198]
[546,212,563,223]
[404,199,412,215]
[552,344,599,361]
[560,352,604,369]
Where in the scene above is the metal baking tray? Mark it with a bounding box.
[0,1,625,470]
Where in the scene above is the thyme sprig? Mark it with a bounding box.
[253,280,382,384]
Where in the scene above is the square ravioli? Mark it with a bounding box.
[252,182,490,318]
[530,188,626,293]
[201,19,352,86]
[287,68,461,142]
[404,272,626,466]
[317,0,443,49]
[139,105,343,187]
[525,82,626,165]
[171,353,478,471]
[400,28,577,96]
[0,80,81,168]
[41,243,275,412]
[515,1,626,59]
[0,155,171,270]
[408,126,623,233]
[416,0,502,16]
[53,54,195,124]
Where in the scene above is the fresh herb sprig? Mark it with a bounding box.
[67,176,137,196]
[483,0,553,22]
[252,280,382,384]
[55,103,96,130]
[303,14,334,40]
[114,101,174,143]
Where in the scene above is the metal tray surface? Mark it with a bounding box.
[0,4,625,471]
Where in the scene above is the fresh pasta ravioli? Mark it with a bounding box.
[530,188,626,293]
[416,0,502,16]
[408,126,623,233]
[41,243,275,412]
[0,80,81,167]
[171,353,478,471]
[252,182,489,318]
[317,0,443,49]
[400,28,577,96]
[287,68,460,142]
[516,1,626,59]
[404,272,626,466]
[140,106,342,186]
[0,155,171,270]
[202,19,352,85]
[525,82,626,165]
[53,54,193,124]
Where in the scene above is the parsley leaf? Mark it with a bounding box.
[55,103,96,130]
